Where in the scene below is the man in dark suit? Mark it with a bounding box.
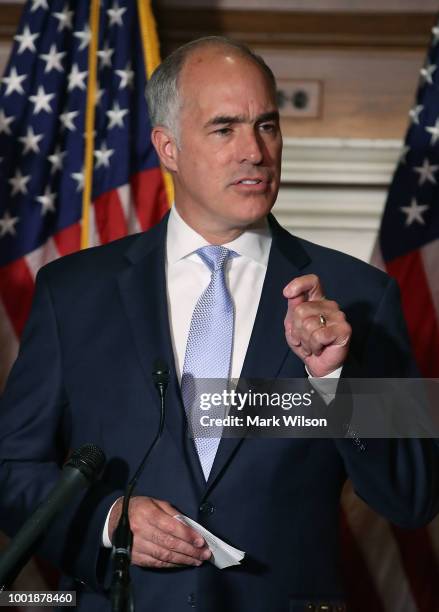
[0,37,438,612]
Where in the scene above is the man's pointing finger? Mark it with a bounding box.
[283,274,324,302]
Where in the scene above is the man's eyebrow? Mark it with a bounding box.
[204,115,245,128]
[204,110,279,129]
[256,111,280,124]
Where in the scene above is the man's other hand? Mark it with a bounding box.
[108,496,212,568]
[283,274,351,377]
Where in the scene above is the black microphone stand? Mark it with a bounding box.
[0,444,106,591]
[110,361,169,612]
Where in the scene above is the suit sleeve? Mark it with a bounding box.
[334,277,439,528]
[0,267,122,591]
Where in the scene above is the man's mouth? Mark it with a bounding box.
[233,177,269,185]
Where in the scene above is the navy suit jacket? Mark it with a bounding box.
[1,213,438,612]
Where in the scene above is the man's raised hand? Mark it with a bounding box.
[283,274,351,377]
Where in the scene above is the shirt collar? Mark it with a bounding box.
[166,205,272,267]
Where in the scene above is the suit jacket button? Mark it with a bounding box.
[187,593,196,607]
[199,501,215,514]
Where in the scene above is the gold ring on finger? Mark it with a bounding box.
[319,313,327,327]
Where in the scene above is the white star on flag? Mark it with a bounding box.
[73,25,91,51]
[19,126,44,154]
[47,146,66,173]
[0,109,14,135]
[31,0,48,11]
[39,44,66,73]
[97,43,114,69]
[413,158,439,186]
[52,7,74,32]
[432,24,439,45]
[106,101,129,128]
[425,119,439,145]
[68,64,88,91]
[420,62,437,85]
[36,187,56,215]
[29,86,55,114]
[400,198,429,226]
[59,110,79,131]
[116,63,134,89]
[71,170,84,192]
[2,67,27,96]
[94,143,114,168]
[107,2,127,27]
[0,211,19,237]
[14,25,39,54]
[9,169,31,196]
[408,104,423,125]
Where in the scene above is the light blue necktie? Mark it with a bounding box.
[181,245,237,480]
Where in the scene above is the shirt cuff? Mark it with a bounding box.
[102,497,122,548]
[306,365,343,405]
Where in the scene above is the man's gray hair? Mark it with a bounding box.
[146,36,277,138]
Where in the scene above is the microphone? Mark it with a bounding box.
[110,360,169,612]
[0,444,106,590]
[152,359,170,413]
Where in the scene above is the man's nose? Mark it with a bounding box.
[239,130,264,164]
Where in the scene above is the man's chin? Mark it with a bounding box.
[232,199,275,226]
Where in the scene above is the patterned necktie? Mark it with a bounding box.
[181,245,237,480]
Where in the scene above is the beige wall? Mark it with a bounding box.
[264,47,422,139]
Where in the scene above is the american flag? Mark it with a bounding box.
[343,18,439,612]
[0,0,169,392]
[2,3,439,610]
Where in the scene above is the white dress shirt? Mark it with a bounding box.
[166,205,272,381]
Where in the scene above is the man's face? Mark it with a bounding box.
[171,49,282,240]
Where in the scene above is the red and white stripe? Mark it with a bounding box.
[343,238,439,612]
[0,167,168,390]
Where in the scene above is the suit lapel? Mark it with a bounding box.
[204,216,311,493]
[117,217,184,451]
[117,215,207,493]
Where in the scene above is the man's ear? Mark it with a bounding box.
[151,126,178,173]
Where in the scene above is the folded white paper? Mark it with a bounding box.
[175,514,245,569]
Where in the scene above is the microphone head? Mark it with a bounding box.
[152,359,170,386]
[65,444,106,482]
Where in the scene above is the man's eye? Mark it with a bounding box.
[214,127,232,136]
[259,123,276,133]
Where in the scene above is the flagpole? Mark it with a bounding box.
[137,0,174,207]
[81,0,100,250]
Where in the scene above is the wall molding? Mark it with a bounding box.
[0,3,22,40]
[277,138,400,260]
[160,0,439,13]
[156,8,435,52]
[0,4,434,50]
[281,137,402,185]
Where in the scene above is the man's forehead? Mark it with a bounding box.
[182,46,244,69]
[179,48,276,112]
[180,46,269,88]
